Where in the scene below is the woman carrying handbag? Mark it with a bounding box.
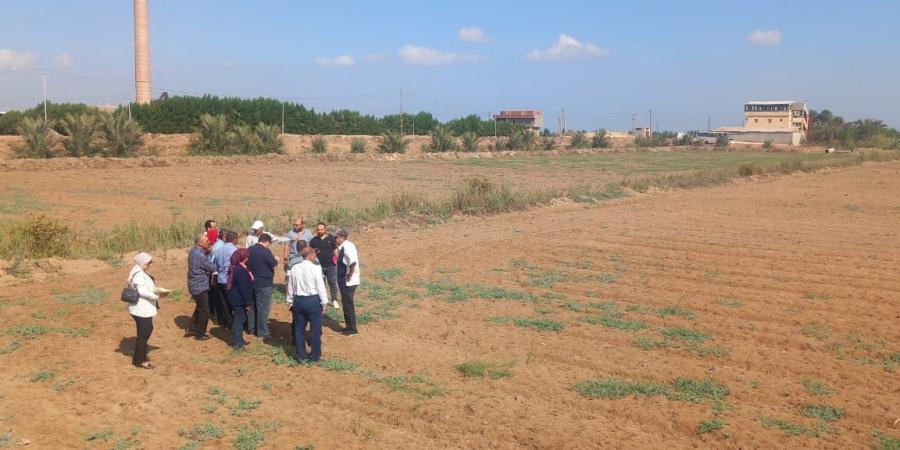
[126,252,160,369]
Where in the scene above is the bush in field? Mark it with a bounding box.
[10,215,74,258]
[507,129,536,150]
[16,116,56,158]
[591,129,610,148]
[427,125,458,152]
[310,136,328,154]
[232,124,260,154]
[715,134,730,148]
[99,110,143,157]
[542,136,555,151]
[569,131,589,149]
[59,112,99,157]
[521,130,537,149]
[635,135,669,147]
[350,137,367,154]
[255,123,282,154]
[762,139,774,149]
[460,132,480,152]
[378,131,407,153]
[194,113,230,153]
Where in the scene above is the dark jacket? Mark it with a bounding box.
[247,243,276,288]
[227,265,254,307]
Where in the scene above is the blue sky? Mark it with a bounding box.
[1,0,899,130]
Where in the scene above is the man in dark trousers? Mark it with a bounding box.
[247,233,277,344]
[309,222,338,306]
[187,232,217,340]
[334,228,360,336]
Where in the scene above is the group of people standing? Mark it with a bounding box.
[125,217,361,369]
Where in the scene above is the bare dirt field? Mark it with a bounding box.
[0,151,853,230]
[0,158,898,449]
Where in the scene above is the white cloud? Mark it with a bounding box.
[398,45,487,66]
[54,52,74,70]
[315,55,355,66]
[747,30,783,46]
[0,48,37,70]
[526,34,608,62]
[458,26,489,44]
[363,52,389,62]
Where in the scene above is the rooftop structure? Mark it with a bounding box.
[744,101,808,133]
[494,110,544,130]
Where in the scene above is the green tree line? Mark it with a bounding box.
[0,96,517,136]
[807,110,900,149]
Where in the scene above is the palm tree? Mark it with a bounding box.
[59,112,99,157]
[255,123,283,154]
[591,129,610,148]
[99,110,144,157]
[427,125,457,152]
[569,131,588,149]
[232,124,259,154]
[195,113,229,153]
[16,116,56,158]
[460,132,480,152]
[378,130,408,153]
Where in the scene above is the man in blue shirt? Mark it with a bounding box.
[211,230,238,329]
[247,233,277,343]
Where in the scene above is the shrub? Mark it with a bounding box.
[16,116,56,158]
[99,110,143,157]
[255,123,282,154]
[591,129,610,148]
[427,125,457,152]
[569,131,589,149]
[194,113,230,153]
[8,215,74,258]
[59,112,99,157]
[460,132,480,152]
[378,130,407,153]
[350,137,366,154]
[762,139,774,149]
[715,133,729,148]
[310,136,328,154]
[232,124,260,154]
[542,136,555,151]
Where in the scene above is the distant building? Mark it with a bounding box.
[743,101,809,133]
[632,127,651,139]
[494,110,544,130]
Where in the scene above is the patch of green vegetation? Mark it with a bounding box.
[373,268,404,282]
[578,315,646,331]
[688,345,730,358]
[84,430,114,441]
[114,438,139,450]
[656,305,699,320]
[759,417,807,436]
[233,425,265,450]
[804,291,830,301]
[632,336,674,350]
[574,378,671,400]
[874,431,900,450]
[799,404,845,422]
[801,378,832,396]
[661,327,710,344]
[54,379,77,392]
[0,432,11,448]
[0,189,49,215]
[53,285,107,305]
[562,301,617,314]
[230,398,262,416]
[377,373,446,397]
[801,322,831,340]
[455,361,513,380]
[697,419,727,434]
[526,271,566,288]
[0,339,20,355]
[598,273,621,284]
[510,258,536,270]
[5,324,52,338]
[208,386,228,404]
[29,369,56,383]
[168,288,185,301]
[179,423,224,441]
[672,377,729,402]
[319,358,359,373]
[356,298,401,324]
[488,316,564,332]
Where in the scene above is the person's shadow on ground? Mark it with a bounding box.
[173,314,231,346]
[115,337,160,361]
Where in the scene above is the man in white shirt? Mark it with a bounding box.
[245,220,290,248]
[334,228,361,336]
[286,247,330,362]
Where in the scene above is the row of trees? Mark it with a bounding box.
[15,111,143,158]
[192,113,282,154]
[807,110,900,149]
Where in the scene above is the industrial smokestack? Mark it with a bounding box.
[133,0,152,104]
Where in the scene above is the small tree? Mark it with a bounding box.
[460,132,480,152]
[232,124,260,154]
[255,123,283,154]
[521,130,537,149]
[427,125,457,152]
[350,137,366,154]
[542,136,555,151]
[715,134,729,148]
[311,136,328,154]
[378,130,408,153]
[59,112,99,157]
[591,129,610,148]
[99,110,143,157]
[569,131,589,149]
[194,113,229,153]
[16,116,56,158]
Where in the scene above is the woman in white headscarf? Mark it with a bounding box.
[128,252,159,369]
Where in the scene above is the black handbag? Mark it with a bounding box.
[121,272,140,304]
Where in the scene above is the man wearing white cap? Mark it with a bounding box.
[245,220,289,248]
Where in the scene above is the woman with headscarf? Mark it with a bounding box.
[127,252,159,369]
[226,248,254,349]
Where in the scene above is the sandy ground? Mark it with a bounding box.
[0,161,898,448]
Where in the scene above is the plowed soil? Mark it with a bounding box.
[0,161,898,449]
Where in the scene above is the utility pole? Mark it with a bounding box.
[631,113,636,134]
[42,73,48,122]
[399,89,404,135]
[281,102,285,134]
[707,115,711,131]
[648,105,652,139]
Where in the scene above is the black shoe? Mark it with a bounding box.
[262,337,274,345]
[183,331,196,338]
[341,330,358,337]
[195,335,211,341]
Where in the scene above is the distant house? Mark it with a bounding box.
[494,110,544,131]
[716,100,810,146]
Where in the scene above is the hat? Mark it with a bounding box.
[251,220,265,230]
[334,228,349,238]
[134,252,153,268]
